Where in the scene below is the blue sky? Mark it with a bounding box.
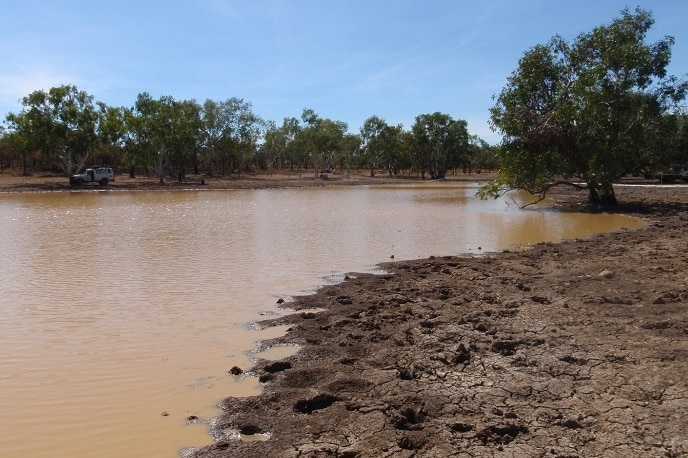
[1,1,686,144]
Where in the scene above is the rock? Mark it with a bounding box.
[599,269,614,278]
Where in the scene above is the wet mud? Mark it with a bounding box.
[189,185,688,457]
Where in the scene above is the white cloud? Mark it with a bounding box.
[0,64,80,115]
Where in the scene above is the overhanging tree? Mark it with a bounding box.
[485,8,687,205]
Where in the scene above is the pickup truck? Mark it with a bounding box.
[681,168,688,181]
[644,167,688,183]
[70,167,115,186]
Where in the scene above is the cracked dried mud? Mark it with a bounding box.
[188,184,688,458]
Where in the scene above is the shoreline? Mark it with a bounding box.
[0,170,497,194]
[2,172,686,456]
[185,184,688,457]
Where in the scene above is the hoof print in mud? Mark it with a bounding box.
[263,361,292,373]
[477,423,528,445]
[398,434,426,450]
[214,441,229,450]
[451,422,474,433]
[561,418,582,429]
[294,393,339,414]
[391,406,426,430]
[454,343,471,364]
[490,339,522,356]
[239,424,265,435]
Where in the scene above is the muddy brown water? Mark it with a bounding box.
[0,183,640,457]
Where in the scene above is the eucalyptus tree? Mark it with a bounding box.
[121,105,146,177]
[467,135,498,173]
[94,102,127,169]
[126,93,203,183]
[0,126,26,173]
[5,84,98,175]
[0,126,18,171]
[293,109,348,174]
[411,112,466,179]
[290,111,317,173]
[262,117,301,171]
[652,113,688,171]
[199,99,226,174]
[444,118,470,173]
[676,115,688,165]
[278,117,302,171]
[260,120,282,171]
[486,8,687,205]
[168,99,203,175]
[316,118,348,171]
[336,133,362,177]
[233,105,264,174]
[127,93,167,183]
[200,97,262,175]
[360,116,403,176]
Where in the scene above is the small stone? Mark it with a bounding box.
[161,411,169,417]
[229,366,243,375]
[599,269,614,278]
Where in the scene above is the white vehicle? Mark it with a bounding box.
[680,167,688,182]
[70,167,115,186]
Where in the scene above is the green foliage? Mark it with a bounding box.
[488,7,687,205]
[411,112,469,179]
[6,84,98,175]
[291,109,348,173]
[360,116,404,176]
[3,90,493,178]
[199,97,262,175]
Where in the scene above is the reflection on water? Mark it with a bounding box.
[0,183,639,457]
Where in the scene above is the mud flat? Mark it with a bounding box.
[187,184,688,458]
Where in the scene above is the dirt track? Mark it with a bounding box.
[186,184,688,458]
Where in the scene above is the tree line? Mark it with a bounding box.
[0,87,497,182]
[4,8,685,205]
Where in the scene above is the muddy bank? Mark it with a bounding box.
[0,170,462,193]
[188,184,688,458]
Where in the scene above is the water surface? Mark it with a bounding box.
[0,183,639,456]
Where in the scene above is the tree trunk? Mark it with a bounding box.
[588,183,617,206]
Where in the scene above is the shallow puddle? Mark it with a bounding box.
[252,345,302,361]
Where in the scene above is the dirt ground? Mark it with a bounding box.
[0,169,427,193]
[2,172,686,457]
[189,183,687,458]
